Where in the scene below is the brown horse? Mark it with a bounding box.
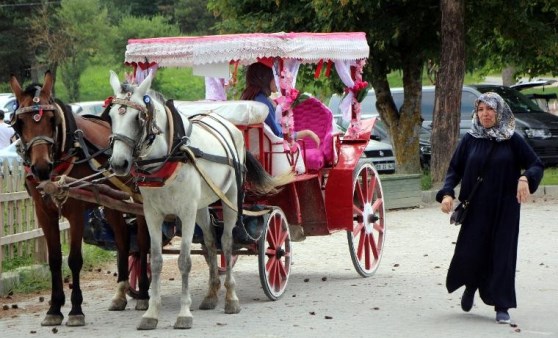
[9,71,150,326]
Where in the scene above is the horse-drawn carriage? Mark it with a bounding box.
[8,32,386,330]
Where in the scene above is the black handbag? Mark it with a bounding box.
[450,201,468,225]
[450,143,494,225]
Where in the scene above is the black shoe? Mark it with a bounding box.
[460,287,475,312]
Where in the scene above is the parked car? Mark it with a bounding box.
[511,79,558,116]
[0,93,16,122]
[331,85,558,167]
[333,114,396,173]
[70,101,105,116]
[470,84,558,166]
[0,140,23,175]
[330,104,432,169]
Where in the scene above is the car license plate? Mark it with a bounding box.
[375,162,395,171]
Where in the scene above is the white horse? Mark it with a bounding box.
[106,70,288,330]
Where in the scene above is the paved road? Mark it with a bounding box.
[2,200,557,337]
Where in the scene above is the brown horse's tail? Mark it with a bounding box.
[245,151,294,195]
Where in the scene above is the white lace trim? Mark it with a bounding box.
[125,32,369,67]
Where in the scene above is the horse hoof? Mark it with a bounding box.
[41,314,63,326]
[224,300,241,314]
[199,297,218,310]
[135,299,149,311]
[173,316,193,329]
[66,314,85,327]
[137,317,158,330]
[109,298,127,311]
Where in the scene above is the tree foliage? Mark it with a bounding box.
[175,0,216,34]
[466,0,558,79]
[106,15,180,70]
[55,0,111,101]
[0,0,50,83]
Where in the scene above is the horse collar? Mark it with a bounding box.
[132,161,181,187]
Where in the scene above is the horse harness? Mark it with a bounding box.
[106,95,266,217]
[11,87,69,168]
[12,88,141,203]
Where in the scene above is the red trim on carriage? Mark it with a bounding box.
[132,161,181,187]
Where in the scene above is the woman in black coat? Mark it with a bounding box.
[437,92,544,324]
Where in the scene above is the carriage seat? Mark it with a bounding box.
[293,96,335,171]
[174,100,268,125]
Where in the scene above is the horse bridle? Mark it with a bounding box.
[107,93,161,158]
[11,87,65,163]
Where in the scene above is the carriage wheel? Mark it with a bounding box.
[218,253,239,275]
[347,162,386,277]
[127,253,151,299]
[258,208,291,301]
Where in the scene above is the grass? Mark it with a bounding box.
[4,243,116,294]
[542,167,558,185]
[421,170,433,190]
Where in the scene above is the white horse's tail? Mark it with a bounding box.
[245,152,294,195]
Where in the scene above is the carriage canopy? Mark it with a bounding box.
[125,32,369,68]
[124,32,370,126]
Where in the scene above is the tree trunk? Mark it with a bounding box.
[370,57,423,174]
[502,66,516,86]
[431,0,465,185]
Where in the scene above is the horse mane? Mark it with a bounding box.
[54,97,78,153]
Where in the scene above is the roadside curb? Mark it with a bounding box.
[1,257,66,296]
[0,265,50,295]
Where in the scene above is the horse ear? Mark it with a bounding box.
[136,71,153,97]
[9,74,22,101]
[42,71,54,97]
[109,70,121,95]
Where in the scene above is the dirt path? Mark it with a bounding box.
[1,201,557,337]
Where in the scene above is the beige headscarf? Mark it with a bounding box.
[469,92,515,141]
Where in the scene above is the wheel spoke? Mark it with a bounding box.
[364,234,371,269]
[352,204,364,215]
[267,221,278,249]
[277,228,288,247]
[265,247,276,256]
[367,232,379,260]
[273,260,287,292]
[267,257,283,292]
[266,255,277,272]
[367,171,377,202]
[356,227,365,260]
[354,178,365,206]
[371,197,383,212]
[352,221,365,237]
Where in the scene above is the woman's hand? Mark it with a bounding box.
[517,176,530,203]
[441,195,453,213]
[296,129,320,147]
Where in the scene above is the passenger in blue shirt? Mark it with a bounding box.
[240,62,319,146]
